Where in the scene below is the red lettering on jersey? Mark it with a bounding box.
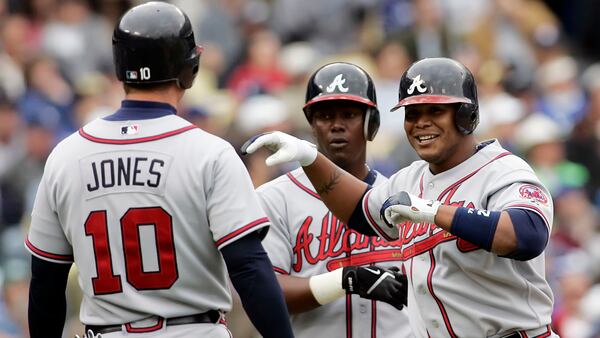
[292,213,403,272]
[293,217,316,271]
[399,201,482,259]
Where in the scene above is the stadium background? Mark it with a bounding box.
[0,0,599,337]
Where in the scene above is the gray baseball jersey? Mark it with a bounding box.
[361,140,556,338]
[258,168,413,338]
[26,108,269,327]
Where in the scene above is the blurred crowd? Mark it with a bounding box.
[1,0,600,337]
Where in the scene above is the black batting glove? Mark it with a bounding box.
[342,265,408,310]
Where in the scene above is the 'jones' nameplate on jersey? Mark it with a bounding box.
[79,150,172,200]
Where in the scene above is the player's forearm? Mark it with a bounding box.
[276,275,321,313]
[221,233,294,338]
[303,153,369,223]
[28,256,71,338]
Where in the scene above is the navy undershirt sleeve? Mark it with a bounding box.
[347,186,377,236]
[221,231,294,338]
[504,208,549,261]
[29,256,71,338]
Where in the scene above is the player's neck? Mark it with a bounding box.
[125,87,184,109]
[342,161,370,182]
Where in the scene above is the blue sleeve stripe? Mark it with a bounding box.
[346,188,378,237]
[361,190,395,241]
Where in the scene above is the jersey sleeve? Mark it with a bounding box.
[360,179,400,241]
[208,146,269,250]
[487,181,554,231]
[26,169,74,264]
[257,187,293,274]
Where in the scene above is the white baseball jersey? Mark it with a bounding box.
[362,140,556,338]
[26,102,269,327]
[258,168,413,338]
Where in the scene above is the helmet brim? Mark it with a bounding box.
[303,94,377,111]
[391,95,472,111]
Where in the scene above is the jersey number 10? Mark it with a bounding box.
[85,207,178,295]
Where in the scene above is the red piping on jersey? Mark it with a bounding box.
[371,300,377,338]
[419,152,511,338]
[370,235,377,338]
[428,250,459,337]
[286,172,321,200]
[272,266,288,275]
[125,318,164,333]
[215,217,269,248]
[505,204,550,229]
[326,249,402,271]
[25,238,74,262]
[346,294,353,338]
[363,190,395,241]
[537,325,553,337]
[437,152,512,203]
[79,125,198,144]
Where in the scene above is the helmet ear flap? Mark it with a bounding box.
[177,51,201,89]
[455,103,479,135]
[364,107,380,141]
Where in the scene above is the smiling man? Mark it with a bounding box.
[256,62,413,338]
[244,58,559,338]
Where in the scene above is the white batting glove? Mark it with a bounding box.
[380,191,441,226]
[241,131,318,166]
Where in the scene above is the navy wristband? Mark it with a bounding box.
[450,207,501,251]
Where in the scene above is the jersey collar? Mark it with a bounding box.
[103,100,177,121]
[364,169,377,185]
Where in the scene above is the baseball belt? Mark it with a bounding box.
[84,310,221,335]
[501,334,521,338]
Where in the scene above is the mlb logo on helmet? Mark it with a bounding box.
[126,71,138,80]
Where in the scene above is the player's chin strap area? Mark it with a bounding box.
[82,310,223,336]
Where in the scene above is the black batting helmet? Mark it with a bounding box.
[392,57,479,135]
[113,1,202,89]
[303,62,380,141]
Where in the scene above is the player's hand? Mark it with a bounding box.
[342,265,408,310]
[241,131,318,166]
[380,191,441,226]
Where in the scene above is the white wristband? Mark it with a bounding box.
[299,140,318,166]
[308,268,345,305]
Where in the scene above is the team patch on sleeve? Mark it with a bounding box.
[518,184,549,205]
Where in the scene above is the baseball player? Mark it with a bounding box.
[25,3,293,338]
[244,58,559,337]
[256,62,413,338]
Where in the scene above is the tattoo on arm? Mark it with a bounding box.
[316,169,342,195]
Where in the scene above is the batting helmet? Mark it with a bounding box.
[392,57,479,135]
[303,62,380,141]
[113,1,201,89]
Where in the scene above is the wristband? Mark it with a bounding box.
[308,269,345,305]
[450,207,501,251]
